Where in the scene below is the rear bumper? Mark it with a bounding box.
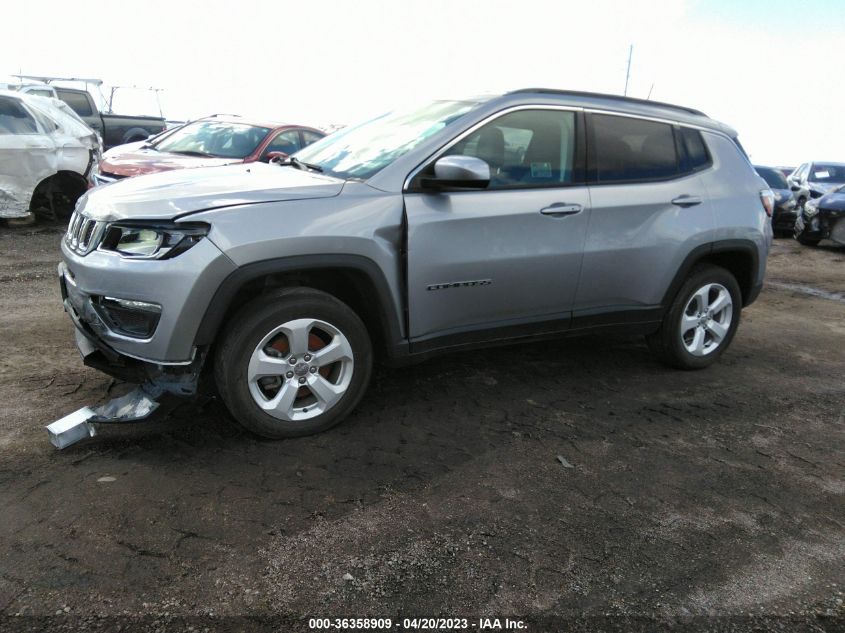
[772,206,798,230]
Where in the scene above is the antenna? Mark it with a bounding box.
[624,44,633,96]
[646,83,654,100]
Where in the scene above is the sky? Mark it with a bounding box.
[2,0,843,166]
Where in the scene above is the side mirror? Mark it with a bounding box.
[264,151,289,164]
[790,184,800,192]
[422,155,490,189]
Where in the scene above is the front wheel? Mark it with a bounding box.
[796,234,821,247]
[646,264,742,370]
[214,287,373,438]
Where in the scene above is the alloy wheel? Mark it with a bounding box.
[247,318,354,421]
[680,283,733,357]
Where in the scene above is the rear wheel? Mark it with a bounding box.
[214,288,373,438]
[647,264,741,370]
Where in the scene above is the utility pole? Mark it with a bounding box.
[624,44,633,96]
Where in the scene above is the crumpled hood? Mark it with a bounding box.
[818,191,845,212]
[76,162,345,221]
[808,181,844,194]
[100,143,241,177]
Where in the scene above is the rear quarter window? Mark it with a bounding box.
[592,114,680,183]
[680,127,711,171]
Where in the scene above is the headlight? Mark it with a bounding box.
[99,222,209,259]
[804,200,819,217]
[773,192,782,202]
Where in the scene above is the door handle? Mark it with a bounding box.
[671,195,703,208]
[540,202,582,217]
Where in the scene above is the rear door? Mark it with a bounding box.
[404,107,591,343]
[575,112,714,319]
[0,96,57,217]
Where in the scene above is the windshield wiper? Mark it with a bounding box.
[277,156,323,173]
[169,150,214,158]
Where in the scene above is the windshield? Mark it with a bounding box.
[292,99,483,179]
[756,167,788,189]
[809,164,845,183]
[154,120,271,159]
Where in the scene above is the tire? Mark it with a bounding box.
[122,127,152,145]
[646,264,742,370]
[796,235,821,247]
[214,287,373,438]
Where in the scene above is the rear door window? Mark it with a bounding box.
[0,96,39,134]
[302,130,324,147]
[264,130,302,156]
[591,114,680,183]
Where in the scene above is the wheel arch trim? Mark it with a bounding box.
[661,239,761,309]
[193,254,408,358]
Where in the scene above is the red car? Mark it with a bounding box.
[93,115,325,184]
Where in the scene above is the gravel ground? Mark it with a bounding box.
[0,222,843,632]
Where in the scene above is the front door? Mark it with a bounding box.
[404,108,590,343]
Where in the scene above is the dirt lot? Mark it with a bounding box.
[0,222,843,632]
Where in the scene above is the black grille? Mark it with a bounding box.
[65,212,106,255]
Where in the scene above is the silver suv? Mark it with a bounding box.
[59,89,773,438]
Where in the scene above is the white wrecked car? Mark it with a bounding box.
[0,90,101,220]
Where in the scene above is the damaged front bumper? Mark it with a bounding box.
[60,261,206,390]
[52,263,210,448]
[795,209,845,245]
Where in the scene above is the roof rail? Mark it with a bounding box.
[507,88,707,117]
[205,113,242,118]
[14,74,104,86]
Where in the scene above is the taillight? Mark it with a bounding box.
[760,189,774,218]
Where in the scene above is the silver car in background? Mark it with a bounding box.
[788,162,845,209]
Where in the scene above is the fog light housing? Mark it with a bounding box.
[93,296,162,339]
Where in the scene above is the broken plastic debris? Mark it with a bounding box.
[556,455,574,468]
[46,407,97,449]
[46,384,162,449]
[97,476,117,483]
[89,385,161,423]
[342,573,354,582]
